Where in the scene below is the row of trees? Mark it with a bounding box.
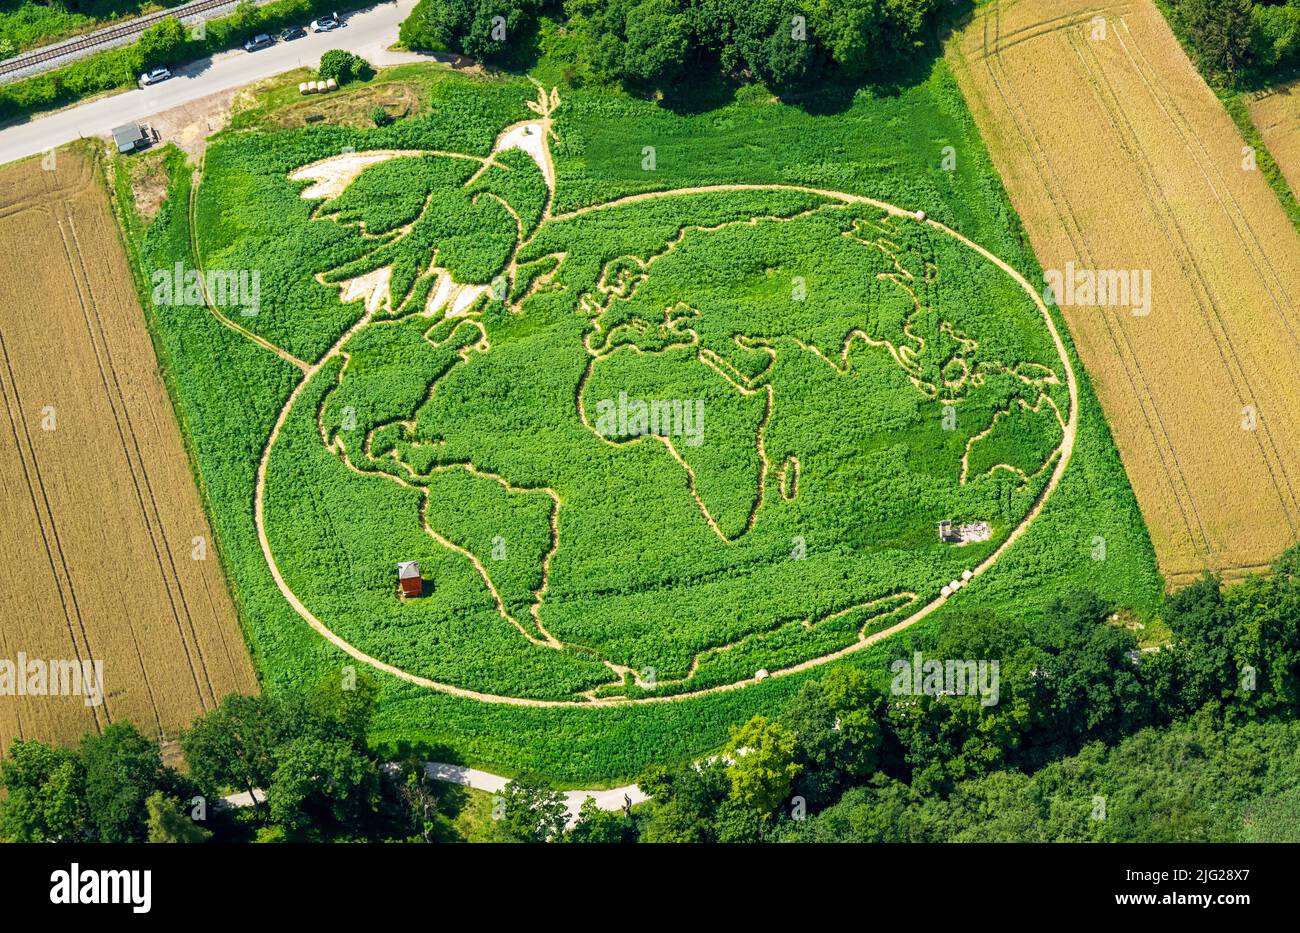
[1168,0,1300,87]
[398,0,943,93]
[7,546,1294,843]
[781,712,1300,842]
[632,545,1300,841]
[0,670,639,842]
[0,676,451,842]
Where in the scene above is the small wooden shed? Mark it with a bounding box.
[112,122,147,154]
[397,561,423,598]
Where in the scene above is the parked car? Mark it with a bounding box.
[138,67,172,87]
[243,33,274,52]
[310,14,340,31]
[279,25,307,41]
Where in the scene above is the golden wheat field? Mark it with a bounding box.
[949,0,1300,585]
[1247,82,1300,198]
[0,146,256,754]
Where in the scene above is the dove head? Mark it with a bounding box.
[489,84,561,193]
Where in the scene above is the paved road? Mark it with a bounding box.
[0,0,422,168]
[422,762,647,824]
[221,762,647,828]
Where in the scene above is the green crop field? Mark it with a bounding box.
[116,63,1161,783]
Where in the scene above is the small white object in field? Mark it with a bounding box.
[941,584,952,597]
[951,579,963,591]
[754,669,769,682]
[962,569,973,581]
[299,83,308,94]
[915,209,926,222]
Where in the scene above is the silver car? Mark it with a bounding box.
[139,68,172,87]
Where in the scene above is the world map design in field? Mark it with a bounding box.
[234,87,1075,704]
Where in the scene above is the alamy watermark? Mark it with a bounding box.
[50,863,150,913]
[594,391,704,447]
[0,653,104,707]
[152,262,261,316]
[1043,262,1150,317]
[890,651,1000,707]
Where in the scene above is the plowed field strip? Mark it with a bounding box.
[0,329,106,734]
[1065,28,1300,537]
[55,216,197,724]
[980,3,1210,557]
[64,213,218,710]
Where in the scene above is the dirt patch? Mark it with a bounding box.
[265,82,423,130]
[127,148,171,222]
[289,149,426,200]
[145,87,238,159]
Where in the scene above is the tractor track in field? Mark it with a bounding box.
[955,0,1300,578]
[1065,26,1300,539]
[0,329,107,736]
[63,212,219,717]
[972,0,1212,562]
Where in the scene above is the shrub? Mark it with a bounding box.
[318,49,373,83]
[137,16,190,70]
[399,0,541,65]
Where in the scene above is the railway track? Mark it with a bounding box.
[0,0,234,81]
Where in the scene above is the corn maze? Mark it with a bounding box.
[171,84,1077,705]
[118,67,1165,778]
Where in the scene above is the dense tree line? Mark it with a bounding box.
[628,546,1300,842]
[0,670,636,843]
[1166,0,1300,87]
[398,0,943,92]
[778,712,1300,842]
[0,675,464,843]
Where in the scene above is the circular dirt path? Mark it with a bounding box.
[203,179,1078,708]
